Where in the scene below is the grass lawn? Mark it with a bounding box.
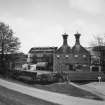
[0,75,104,102]
[32,82,104,101]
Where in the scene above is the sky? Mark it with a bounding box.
[0,0,105,53]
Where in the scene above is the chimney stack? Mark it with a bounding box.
[62,33,68,46]
[74,32,81,44]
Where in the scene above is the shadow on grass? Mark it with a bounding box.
[0,75,104,101]
[16,79,104,101]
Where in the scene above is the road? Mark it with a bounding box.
[0,78,105,105]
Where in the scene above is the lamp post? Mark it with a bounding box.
[98,76,101,84]
[98,56,101,72]
[98,56,102,84]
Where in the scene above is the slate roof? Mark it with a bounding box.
[72,44,89,54]
[56,45,71,54]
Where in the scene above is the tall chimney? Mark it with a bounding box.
[56,33,71,53]
[62,33,68,46]
[74,32,81,44]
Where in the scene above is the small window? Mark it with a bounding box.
[83,55,86,58]
[36,53,43,57]
[56,55,60,58]
[28,53,33,57]
[83,64,87,67]
[75,64,78,67]
[74,55,78,58]
[65,55,69,58]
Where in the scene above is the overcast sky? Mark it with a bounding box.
[0,0,105,53]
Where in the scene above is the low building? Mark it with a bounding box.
[28,47,57,71]
[87,46,105,72]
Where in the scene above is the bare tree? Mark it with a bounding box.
[90,35,105,47]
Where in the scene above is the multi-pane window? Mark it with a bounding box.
[83,55,87,58]
[74,54,79,58]
[83,64,87,67]
[56,55,60,58]
[65,55,69,58]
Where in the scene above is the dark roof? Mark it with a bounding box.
[72,32,90,54]
[72,44,89,54]
[92,46,105,51]
[29,47,57,53]
[56,45,71,54]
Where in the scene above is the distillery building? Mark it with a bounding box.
[53,33,91,72]
[28,33,91,72]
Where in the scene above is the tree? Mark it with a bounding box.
[0,22,20,74]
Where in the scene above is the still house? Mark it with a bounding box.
[53,33,91,72]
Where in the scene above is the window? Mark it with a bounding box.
[56,55,60,58]
[65,55,69,58]
[83,64,87,67]
[28,53,33,57]
[75,63,82,69]
[74,54,78,58]
[36,53,43,57]
[83,55,86,58]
